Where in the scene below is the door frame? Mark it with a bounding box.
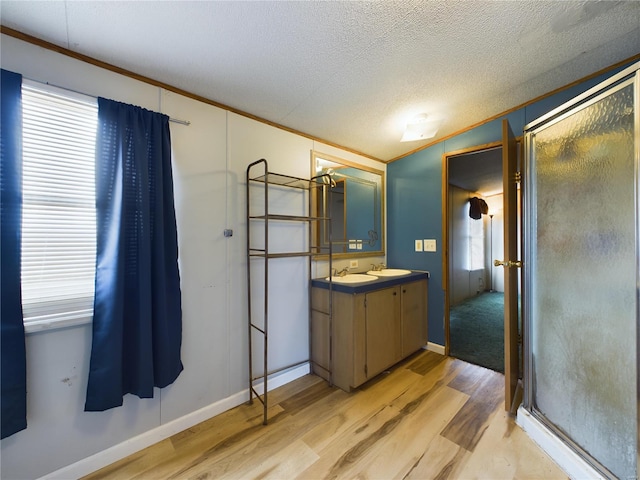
[501,120,520,411]
[442,140,502,356]
[442,131,522,410]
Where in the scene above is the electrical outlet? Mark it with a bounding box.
[423,239,437,252]
[349,259,359,268]
[415,239,423,252]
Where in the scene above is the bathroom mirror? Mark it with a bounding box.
[311,151,384,257]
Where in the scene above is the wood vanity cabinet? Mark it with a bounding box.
[400,280,428,357]
[311,278,427,392]
[364,286,402,381]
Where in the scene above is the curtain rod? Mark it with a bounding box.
[168,117,191,126]
[23,77,191,126]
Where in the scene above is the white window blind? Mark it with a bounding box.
[21,81,98,329]
[469,214,484,271]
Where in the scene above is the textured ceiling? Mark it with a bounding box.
[449,148,503,197]
[1,1,639,162]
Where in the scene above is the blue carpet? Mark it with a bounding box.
[449,292,504,373]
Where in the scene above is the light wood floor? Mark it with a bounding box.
[84,351,567,479]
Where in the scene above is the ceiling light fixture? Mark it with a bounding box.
[400,113,441,142]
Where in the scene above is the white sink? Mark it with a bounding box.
[326,274,379,283]
[365,268,412,277]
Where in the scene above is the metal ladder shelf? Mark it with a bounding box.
[246,158,333,425]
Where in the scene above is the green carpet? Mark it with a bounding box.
[449,291,504,373]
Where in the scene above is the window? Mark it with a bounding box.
[468,214,484,271]
[21,81,98,330]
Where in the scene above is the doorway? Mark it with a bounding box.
[443,144,505,372]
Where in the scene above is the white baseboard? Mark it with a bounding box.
[40,363,310,480]
[516,406,603,480]
[426,342,445,355]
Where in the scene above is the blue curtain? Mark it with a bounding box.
[1,69,27,438]
[85,98,183,411]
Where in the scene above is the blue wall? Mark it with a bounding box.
[387,62,635,346]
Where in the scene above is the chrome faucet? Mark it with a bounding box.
[370,263,386,271]
[336,266,350,277]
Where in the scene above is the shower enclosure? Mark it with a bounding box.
[523,62,638,479]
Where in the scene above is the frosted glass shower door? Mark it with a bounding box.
[525,75,637,479]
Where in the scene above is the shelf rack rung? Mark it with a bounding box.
[250,387,265,405]
[249,251,315,259]
[250,323,265,334]
[249,173,317,189]
[249,214,330,222]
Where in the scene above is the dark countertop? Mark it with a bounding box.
[311,270,429,294]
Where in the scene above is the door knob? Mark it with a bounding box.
[494,259,523,268]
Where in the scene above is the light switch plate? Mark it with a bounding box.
[423,239,437,252]
[415,239,423,252]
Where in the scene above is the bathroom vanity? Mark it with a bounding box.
[310,271,428,392]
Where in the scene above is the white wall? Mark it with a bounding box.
[0,34,386,479]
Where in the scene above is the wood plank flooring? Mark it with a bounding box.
[84,351,567,479]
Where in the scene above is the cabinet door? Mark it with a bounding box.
[310,288,331,381]
[401,280,428,357]
[365,286,401,379]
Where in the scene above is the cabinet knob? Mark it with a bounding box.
[393,292,397,296]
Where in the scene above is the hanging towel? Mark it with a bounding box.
[469,197,488,219]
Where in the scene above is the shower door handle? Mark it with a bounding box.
[494,259,522,268]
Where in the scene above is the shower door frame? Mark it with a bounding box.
[522,61,640,478]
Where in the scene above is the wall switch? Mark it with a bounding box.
[356,240,363,250]
[349,240,357,250]
[424,239,437,252]
[349,260,359,268]
[415,239,423,252]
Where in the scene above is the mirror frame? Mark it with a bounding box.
[311,150,385,259]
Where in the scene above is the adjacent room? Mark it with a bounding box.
[447,147,506,373]
[1,2,638,479]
